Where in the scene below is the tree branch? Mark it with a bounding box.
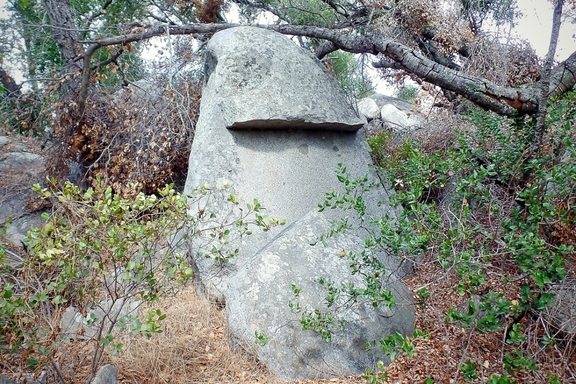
[0,66,21,99]
[531,0,565,157]
[315,41,339,59]
[77,23,239,114]
[90,47,124,71]
[549,50,576,98]
[320,0,349,18]
[85,0,113,28]
[270,24,537,115]
[75,22,576,120]
[414,34,461,71]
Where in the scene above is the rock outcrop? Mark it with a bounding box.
[546,277,576,340]
[0,136,47,249]
[359,94,425,137]
[184,26,414,380]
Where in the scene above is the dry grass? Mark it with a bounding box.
[103,284,371,384]
[108,287,367,384]
[109,286,279,384]
[4,267,574,383]
[96,262,575,384]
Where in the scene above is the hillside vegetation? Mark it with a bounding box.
[1,90,575,383]
[1,0,576,382]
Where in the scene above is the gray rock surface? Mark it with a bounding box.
[203,27,365,131]
[227,210,414,380]
[546,278,576,338]
[60,298,141,340]
[0,136,47,248]
[185,105,401,303]
[4,214,45,249]
[91,364,118,384]
[0,136,44,221]
[358,97,380,121]
[0,372,46,384]
[380,104,424,133]
[186,109,398,302]
[0,376,19,384]
[0,151,43,170]
[0,136,43,176]
[184,26,414,380]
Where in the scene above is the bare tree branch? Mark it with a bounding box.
[315,41,339,59]
[531,0,565,156]
[90,47,125,71]
[320,0,350,18]
[77,23,237,114]
[68,21,576,122]
[269,24,538,115]
[0,66,21,99]
[549,50,576,98]
[85,0,113,28]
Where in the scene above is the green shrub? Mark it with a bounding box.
[356,91,576,380]
[0,177,279,381]
[397,85,419,103]
[300,88,575,376]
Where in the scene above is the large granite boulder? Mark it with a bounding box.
[183,26,414,380]
[227,210,414,380]
[185,27,385,302]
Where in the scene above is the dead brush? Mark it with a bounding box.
[48,74,201,196]
[110,286,278,384]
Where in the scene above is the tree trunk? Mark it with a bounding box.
[43,0,86,138]
[531,0,565,156]
[43,0,84,90]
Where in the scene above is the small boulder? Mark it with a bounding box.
[60,298,141,340]
[92,364,118,384]
[358,97,380,121]
[380,104,424,133]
